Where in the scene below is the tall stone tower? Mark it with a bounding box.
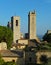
[11,16,20,43]
[28,11,36,39]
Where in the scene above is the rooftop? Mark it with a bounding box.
[0,50,23,57]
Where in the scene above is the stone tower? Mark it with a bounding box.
[11,16,20,43]
[28,11,36,39]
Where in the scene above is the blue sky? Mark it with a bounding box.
[0,0,51,35]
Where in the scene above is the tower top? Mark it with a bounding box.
[28,10,36,15]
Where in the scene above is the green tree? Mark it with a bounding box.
[3,61,16,65]
[0,54,4,65]
[43,33,51,43]
[0,26,13,49]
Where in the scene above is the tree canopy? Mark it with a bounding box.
[0,54,4,65]
[43,33,51,43]
[0,26,13,49]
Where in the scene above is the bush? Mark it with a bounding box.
[0,26,13,49]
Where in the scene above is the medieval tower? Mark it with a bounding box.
[11,16,20,43]
[28,11,36,39]
[7,10,37,44]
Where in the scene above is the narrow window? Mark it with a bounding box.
[16,40,18,43]
[16,20,18,26]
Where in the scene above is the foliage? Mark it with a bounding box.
[0,26,13,49]
[43,33,51,43]
[35,39,51,51]
[0,54,4,65]
[3,61,16,65]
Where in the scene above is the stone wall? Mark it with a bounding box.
[0,42,7,50]
[36,51,51,64]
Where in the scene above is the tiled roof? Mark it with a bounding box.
[0,50,23,57]
[11,43,26,47]
[28,39,39,47]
